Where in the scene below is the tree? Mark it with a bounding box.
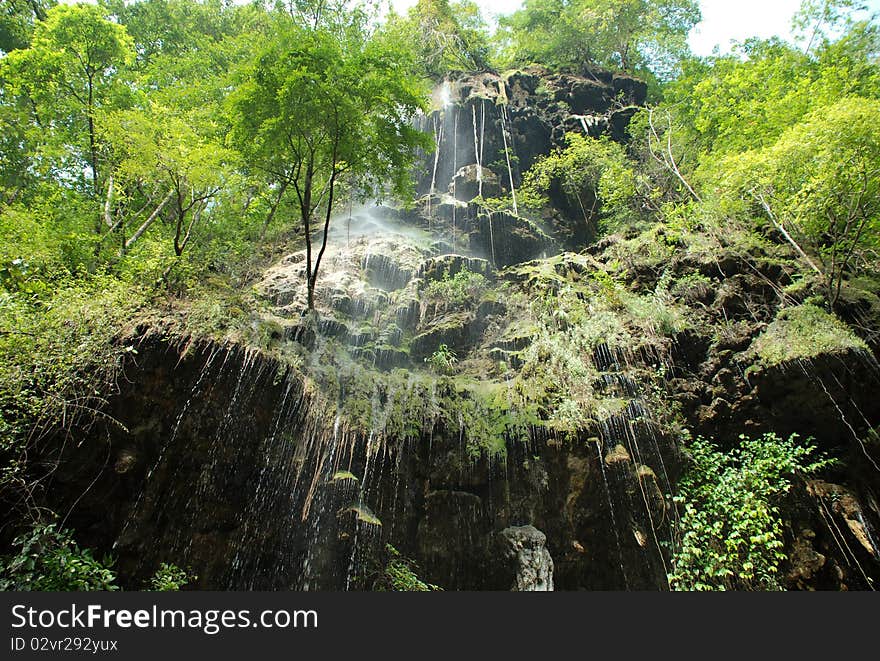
[665,21,880,163]
[228,17,429,309]
[723,98,880,308]
[101,103,235,258]
[0,4,134,202]
[498,0,700,79]
[0,0,54,53]
[521,133,639,238]
[793,0,875,53]
[383,0,491,79]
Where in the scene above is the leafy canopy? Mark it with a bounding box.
[719,98,880,306]
[497,0,701,79]
[382,0,491,79]
[521,133,639,235]
[0,3,135,192]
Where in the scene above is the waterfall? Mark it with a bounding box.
[500,104,518,215]
[480,102,486,189]
[472,104,482,199]
[488,212,496,267]
[428,115,442,223]
[452,107,458,250]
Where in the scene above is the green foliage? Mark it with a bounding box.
[521,133,640,235]
[667,26,880,161]
[0,276,145,511]
[228,11,430,307]
[0,523,118,591]
[0,522,193,592]
[374,544,441,591]
[670,433,830,591]
[0,0,54,53]
[721,98,880,306]
[1,3,135,194]
[748,303,868,368]
[425,344,459,374]
[498,0,701,79]
[149,563,193,591]
[382,0,491,78]
[423,268,487,306]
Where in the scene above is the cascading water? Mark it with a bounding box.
[500,103,518,216]
[46,69,880,593]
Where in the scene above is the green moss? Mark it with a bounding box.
[749,304,867,367]
[602,225,676,272]
[341,504,382,526]
[435,380,532,462]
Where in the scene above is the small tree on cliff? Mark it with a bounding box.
[229,13,429,310]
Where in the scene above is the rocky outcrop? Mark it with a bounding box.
[416,67,645,204]
[14,61,880,594]
[498,526,554,591]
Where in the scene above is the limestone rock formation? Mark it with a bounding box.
[498,526,554,591]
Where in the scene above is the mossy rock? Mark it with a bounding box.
[488,347,525,369]
[474,211,556,269]
[746,303,868,369]
[411,311,484,361]
[604,444,631,465]
[374,345,411,371]
[420,254,495,283]
[494,318,539,351]
[362,252,415,292]
[316,317,349,340]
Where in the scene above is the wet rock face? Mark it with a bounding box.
[498,526,554,591]
[416,66,644,204]
[451,164,501,201]
[27,339,637,590]
[22,66,880,593]
[780,479,880,590]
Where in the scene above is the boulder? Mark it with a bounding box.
[450,164,501,202]
[497,525,554,591]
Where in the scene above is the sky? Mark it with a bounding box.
[389,0,880,57]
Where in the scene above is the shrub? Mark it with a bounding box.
[149,563,193,591]
[670,433,830,591]
[0,523,118,591]
[373,545,441,592]
[521,133,639,234]
[424,268,487,306]
[425,344,458,374]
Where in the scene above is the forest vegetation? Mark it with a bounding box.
[1,0,879,591]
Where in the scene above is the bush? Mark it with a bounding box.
[424,268,487,306]
[670,433,830,591]
[521,133,639,234]
[0,523,118,591]
[373,545,441,592]
[425,344,458,374]
[149,563,193,591]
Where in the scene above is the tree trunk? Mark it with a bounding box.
[302,161,315,309]
[311,170,337,308]
[260,180,289,241]
[87,74,99,202]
